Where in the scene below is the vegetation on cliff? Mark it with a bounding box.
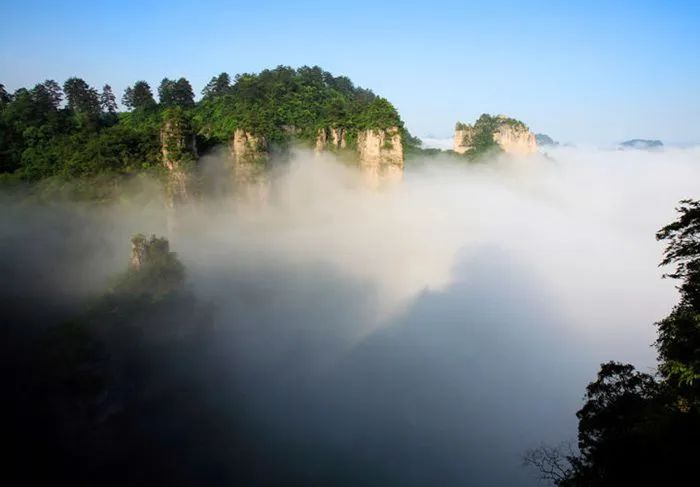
[526,199,700,485]
[5,234,219,484]
[0,66,412,188]
[455,114,529,159]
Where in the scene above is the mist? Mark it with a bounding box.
[3,145,699,485]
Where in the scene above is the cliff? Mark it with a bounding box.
[453,126,473,154]
[493,123,537,155]
[160,114,197,206]
[314,125,404,186]
[357,127,404,187]
[315,127,347,152]
[229,129,269,201]
[453,115,537,157]
[230,129,267,165]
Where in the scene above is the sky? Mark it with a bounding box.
[2,0,699,144]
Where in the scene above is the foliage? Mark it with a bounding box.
[655,199,700,399]
[193,65,404,146]
[111,234,185,300]
[122,80,156,111]
[526,200,700,485]
[100,84,118,118]
[158,77,195,109]
[3,232,217,484]
[455,114,529,160]
[1,66,410,186]
[161,107,197,165]
[201,72,231,99]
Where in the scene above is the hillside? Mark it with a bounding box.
[0,66,414,189]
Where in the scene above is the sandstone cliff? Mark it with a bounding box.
[493,123,537,155]
[229,129,269,202]
[160,117,197,206]
[453,115,537,156]
[315,127,347,152]
[230,129,267,165]
[453,126,473,155]
[357,127,404,187]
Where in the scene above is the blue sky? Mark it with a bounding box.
[2,0,699,144]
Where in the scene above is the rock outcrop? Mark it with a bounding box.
[315,127,347,152]
[357,127,404,187]
[129,234,171,271]
[160,116,197,206]
[453,125,473,154]
[229,129,269,201]
[230,129,267,165]
[493,123,537,155]
[453,115,537,156]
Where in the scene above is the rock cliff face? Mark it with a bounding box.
[314,126,403,186]
[229,129,269,201]
[453,116,537,156]
[129,234,171,271]
[453,127,473,154]
[230,129,267,165]
[315,127,347,152]
[357,127,404,187]
[160,118,197,206]
[493,124,537,155]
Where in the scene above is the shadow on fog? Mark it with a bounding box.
[209,246,593,486]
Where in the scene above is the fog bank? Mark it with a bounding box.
[3,145,699,485]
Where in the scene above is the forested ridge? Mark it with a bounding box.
[0,65,412,183]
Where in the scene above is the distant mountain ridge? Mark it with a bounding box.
[535,133,558,146]
[620,139,663,150]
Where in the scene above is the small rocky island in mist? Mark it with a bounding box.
[453,114,538,156]
[619,139,664,150]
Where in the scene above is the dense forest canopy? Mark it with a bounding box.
[0,66,409,182]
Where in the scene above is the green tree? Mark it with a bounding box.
[63,77,101,128]
[100,84,118,115]
[33,80,63,110]
[158,77,194,108]
[0,83,10,105]
[656,199,700,399]
[526,200,700,486]
[122,80,156,110]
[201,72,231,98]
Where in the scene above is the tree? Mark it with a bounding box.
[657,199,700,310]
[63,77,101,129]
[32,80,63,110]
[0,83,12,106]
[655,199,700,398]
[201,72,231,98]
[122,81,156,110]
[526,201,700,486]
[523,442,576,485]
[100,84,118,115]
[158,77,194,108]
